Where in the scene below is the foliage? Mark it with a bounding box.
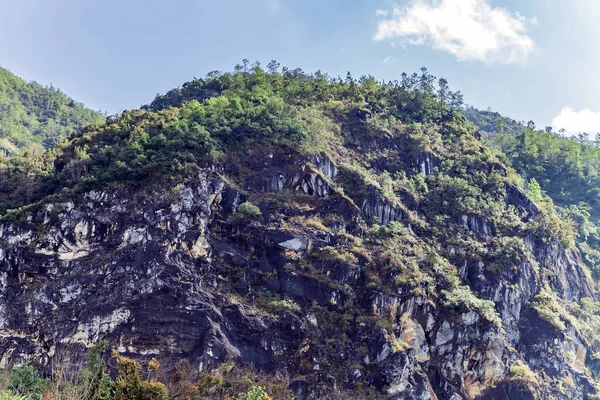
[237,385,272,400]
[0,393,27,400]
[509,361,538,385]
[531,290,568,331]
[114,356,168,400]
[266,299,301,313]
[232,202,263,222]
[527,178,543,203]
[442,285,502,328]
[79,341,115,400]
[6,366,45,400]
[0,62,464,217]
[0,356,291,400]
[197,373,223,397]
[0,67,103,152]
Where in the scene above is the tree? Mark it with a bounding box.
[527,178,543,204]
[438,78,449,119]
[496,118,504,135]
[345,72,355,85]
[267,60,280,74]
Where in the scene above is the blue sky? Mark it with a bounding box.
[2,0,600,134]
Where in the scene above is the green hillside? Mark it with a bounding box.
[0,67,104,155]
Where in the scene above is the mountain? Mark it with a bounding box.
[0,66,104,155]
[0,65,598,400]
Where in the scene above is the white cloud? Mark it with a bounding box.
[552,106,600,135]
[381,56,396,65]
[376,9,389,16]
[373,0,537,65]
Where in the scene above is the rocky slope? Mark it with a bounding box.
[0,67,599,399]
[0,148,596,399]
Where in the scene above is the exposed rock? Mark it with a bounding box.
[362,185,405,225]
[278,237,309,252]
[417,152,438,176]
[0,155,596,400]
[292,165,335,198]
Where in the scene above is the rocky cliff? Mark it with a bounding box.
[0,142,597,400]
[1,67,599,400]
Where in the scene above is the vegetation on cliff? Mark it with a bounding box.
[0,62,599,399]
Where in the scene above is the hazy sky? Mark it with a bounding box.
[2,0,600,134]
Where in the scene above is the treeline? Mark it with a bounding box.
[144,60,464,123]
[0,61,464,217]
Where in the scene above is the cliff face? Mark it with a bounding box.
[0,142,596,399]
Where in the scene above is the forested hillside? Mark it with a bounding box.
[465,106,600,287]
[0,63,598,400]
[0,67,103,155]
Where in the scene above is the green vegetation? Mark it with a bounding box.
[0,349,285,400]
[114,356,168,400]
[2,61,600,395]
[0,394,26,400]
[0,66,103,153]
[466,107,600,281]
[232,202,263,222]
[0,62,463,216]
[6,366,44,399]
[81,341,115,400]
[509,361,539,385]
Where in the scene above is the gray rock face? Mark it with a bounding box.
[0,150,596,400]
[362,185,405,225]
[417,152,438,176]
[278,237,309,252]
[460,214,493,238]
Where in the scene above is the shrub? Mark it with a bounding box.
[527,178,543,203]
[238,385,272,400]
[442,285,502,328]
[197,373,223,396]
[232,202,263,222]
[7,366,45,400]
[509,361,538,385]
[0,393,27,400]
[166,360,201,400]
[114,356,168,400]
[531,291,567,331]
[80,341,115,400]
[266,299,301,313]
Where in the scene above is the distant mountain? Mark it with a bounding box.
[0,67,104,155]
[463,105,526,139]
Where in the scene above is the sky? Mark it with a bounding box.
[1,0,600,135]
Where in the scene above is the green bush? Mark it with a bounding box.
[232,202,263,222]
[267,299,301,313]
[6,366,45,400]
[509,361,538,385]
[0,393,27,400]
[197,373,223,396]
[238,385,272,400]
[80,341,115,400]
[114,356,168,400]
